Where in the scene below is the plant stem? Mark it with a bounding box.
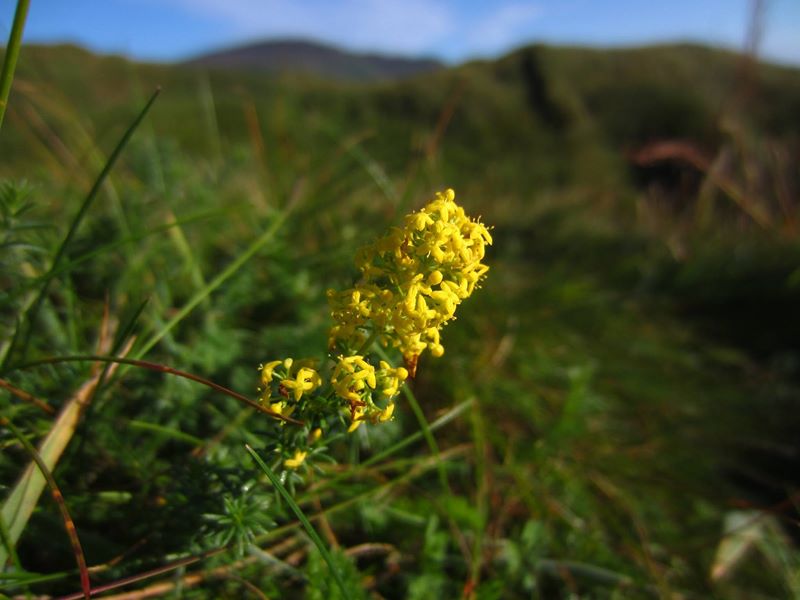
[9,354,304,425]
[245,445,354,600]
[373,345,453,493]
[355,328,380,356]
[0,0,30,131]
[132,200,292,361]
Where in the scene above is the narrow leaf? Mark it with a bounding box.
[245,444,354,600]
[1,417,91,599]
[3,87,160,369]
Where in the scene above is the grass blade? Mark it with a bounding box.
[0,509,23,572]
[1,417,91,599]
[374,345,452,492]
[0,377,55,414]
[0,0,30,130]
[23,209,221,294]
[306,398,473,496]
[401,383,451,492]
[133,201,293,359]
[127,419,204,446]
[0,344,132,567]
[3,87,161,369]
[244,444,354,600]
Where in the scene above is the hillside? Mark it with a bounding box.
[4,42,800,173]
[185,38,443,81]
[4,41,800,423]
[4,40,800,428]
[2,39,800,598]
[4,42,800,226]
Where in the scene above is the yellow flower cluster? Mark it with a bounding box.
[258,358,321,420]
[328,189,492,366]
[256,188,490,469]
[331,356,408,431]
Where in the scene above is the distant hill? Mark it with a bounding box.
[4,42,800,178]
[184,38,443,82]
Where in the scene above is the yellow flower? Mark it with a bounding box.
[269,401,295,419]
[429,288,459,318]
[378,360,409,397]
[406,211,434,231]
[332,355,377,403]
[281,366,321,401]
[260,360,283,386]
[348,405,367,432]
[258,188,490,441]
[284,450,307,469]
[379,403,395,422]
[328,188,490,363]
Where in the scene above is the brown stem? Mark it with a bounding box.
[10,355,305,426]
[0,377,55,414]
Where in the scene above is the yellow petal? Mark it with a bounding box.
[379,403,395,422]
[284,450,307,469]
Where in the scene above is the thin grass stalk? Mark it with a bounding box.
[373,345,452,493]
[9,354,303,425]
[64,537,305,600]
[467,398,489,594]
[1,88,161,369]
[0,510,23,572]
[1,417,91,599]
[197,73,223,165]
[0,0,30,131]
[305,398,472,497]
[0,343,132,567]
[127,420,205,446]
[32,209,221,289]
[0,377,55,414]
[132,191,296,360]
[245,444,354,600]
[56,553,214,600]
[400,384,451,492]
[129,73,210,299]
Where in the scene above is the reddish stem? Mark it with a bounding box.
[9,355,305,426]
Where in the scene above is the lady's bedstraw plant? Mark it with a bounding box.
[257,189,491,470]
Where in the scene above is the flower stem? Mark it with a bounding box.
[9,355,304,425]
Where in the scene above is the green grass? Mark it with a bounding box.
[0,39,799,598]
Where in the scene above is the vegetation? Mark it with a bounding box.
[1,35,799,598]
[185,38,443,82]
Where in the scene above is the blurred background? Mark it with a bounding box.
[1,0,799,598]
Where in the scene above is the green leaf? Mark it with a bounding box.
[245,444,356,600]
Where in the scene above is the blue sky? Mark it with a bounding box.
[3,0,799,65]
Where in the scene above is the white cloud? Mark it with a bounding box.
[165,0,455,55]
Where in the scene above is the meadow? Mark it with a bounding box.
[1,36,800,598]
